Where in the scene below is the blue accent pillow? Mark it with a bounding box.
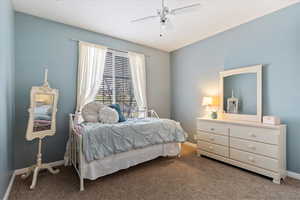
[109,104,126,122]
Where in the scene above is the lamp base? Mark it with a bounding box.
[211,111,218,119]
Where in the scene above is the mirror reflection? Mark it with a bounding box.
[33,94,54,132]
[223,73,257,115]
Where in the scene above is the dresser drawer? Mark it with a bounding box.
[197,120,228,136]
[230,138,278,159]
[230,149,279,172]
[197,140,229,157]
[196,131,228,146]
[230,125,279,145]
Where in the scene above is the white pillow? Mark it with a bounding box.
[82,101,105,123]
[98,106,119,124]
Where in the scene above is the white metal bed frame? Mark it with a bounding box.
[68,110,161,191]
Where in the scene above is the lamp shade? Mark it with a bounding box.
[202,96,219,106]
[202,96,213,106]
[211,96,219,107]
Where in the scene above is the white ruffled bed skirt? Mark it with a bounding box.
[81,143,181,180]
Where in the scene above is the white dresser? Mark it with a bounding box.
[195,118,286,184]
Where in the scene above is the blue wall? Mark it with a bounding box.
[171,3,300,173]
[0,0,15,198]
[14,12,170,169]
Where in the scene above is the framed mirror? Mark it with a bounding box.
[219,65,262,122]
[26,85,59,140]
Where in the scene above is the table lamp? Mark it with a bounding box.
[202,96,218,119]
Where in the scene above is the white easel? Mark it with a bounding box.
[22,69,60,189]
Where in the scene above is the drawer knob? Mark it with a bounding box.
[210,128,215,131]
[209,137,215,141]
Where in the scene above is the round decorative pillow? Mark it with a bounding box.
[81,101,105,123]
[98,106,119,124]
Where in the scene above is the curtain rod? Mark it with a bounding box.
[69,38,150,58]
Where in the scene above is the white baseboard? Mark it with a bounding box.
[3,172,16,200]
[184,141,197,148]
[287,171,300,180]
[3,160,65,200]
[14,160,65,176]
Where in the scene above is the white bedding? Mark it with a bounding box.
[81,143,181,180]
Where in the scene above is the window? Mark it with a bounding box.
[96,50,138,117]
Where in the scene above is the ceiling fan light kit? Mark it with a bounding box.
[131,0,201,37]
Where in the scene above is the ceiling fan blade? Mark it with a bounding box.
[131,15,159,23]
[170,3,201,15]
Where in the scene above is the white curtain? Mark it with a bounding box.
[76,41,107,113]
[65,41,107,165]
[128,52,147,112]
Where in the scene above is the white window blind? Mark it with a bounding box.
[96,50,138,117]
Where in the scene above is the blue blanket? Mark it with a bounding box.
[81,118,187,162]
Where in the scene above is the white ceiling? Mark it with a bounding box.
[13,0,299,52]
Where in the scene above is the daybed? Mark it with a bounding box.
[65,112,187,191]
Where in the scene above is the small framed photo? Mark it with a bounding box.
[227,97,239,114]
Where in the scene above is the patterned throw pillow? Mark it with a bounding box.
[81,101,105,123]
[98,106,119,124]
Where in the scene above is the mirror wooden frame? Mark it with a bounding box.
[219,64,262,122]
[22,70,60,190]
[26,85,59,141]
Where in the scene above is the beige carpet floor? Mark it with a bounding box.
[9,144,300,200]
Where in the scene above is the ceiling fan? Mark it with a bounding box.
[131,0,201,37]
